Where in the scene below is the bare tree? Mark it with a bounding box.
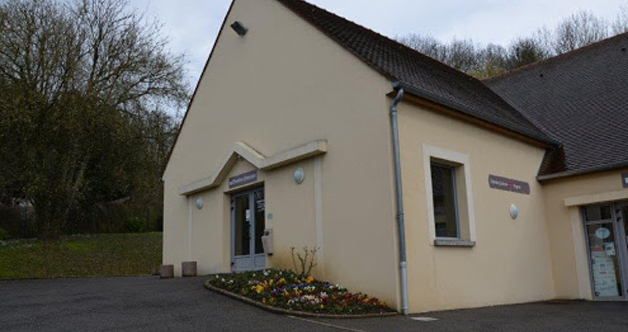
[398,34,478,73]
[553,11,608,54]
[0,0,188,238]
[613,5,628,34]
[533,26,555,56]
[396,7,625,79]
[470,44,508,79]
[397,34,446,62]
[444,38,477,73]
[506,37,550,69]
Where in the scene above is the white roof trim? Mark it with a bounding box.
[178,140,327,196]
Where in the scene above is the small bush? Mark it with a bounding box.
[0,227,10,241]
[125,216,145,233]
[290,246,319,277]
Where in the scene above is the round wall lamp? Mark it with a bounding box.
[196,197,204,210]
[510,204,519,220]
[294,168,305,184]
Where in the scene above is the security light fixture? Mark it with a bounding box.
[230,21,248,36]
[510,204,519,220]
[294,168,304,184]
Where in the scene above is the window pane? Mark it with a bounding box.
[234,195,250,256]
[431,163,458,238]
[586,223,623,297]
[254,190,265,254]
[584,205,612,222]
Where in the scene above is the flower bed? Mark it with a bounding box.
[207,269,395,315]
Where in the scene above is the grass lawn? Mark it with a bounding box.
[0,233,162,279]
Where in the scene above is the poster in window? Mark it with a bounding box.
[590,251,620,297]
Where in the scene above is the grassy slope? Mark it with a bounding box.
[0,233,162,279]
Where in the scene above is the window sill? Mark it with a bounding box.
[434,239,476,247]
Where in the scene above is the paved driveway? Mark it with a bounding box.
[1,276,627,332]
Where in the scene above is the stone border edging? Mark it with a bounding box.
[203,280,398,319]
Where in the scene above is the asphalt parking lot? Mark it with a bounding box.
[1,276,627,332]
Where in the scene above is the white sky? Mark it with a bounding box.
[127,0,628,91]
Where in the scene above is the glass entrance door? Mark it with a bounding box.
[583,204,627,299]
[231,187,266,271]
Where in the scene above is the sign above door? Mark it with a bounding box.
[229,170,258,188]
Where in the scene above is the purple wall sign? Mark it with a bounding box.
[622,172,628,188]
[488,174,530,195]
[229,170,258,188]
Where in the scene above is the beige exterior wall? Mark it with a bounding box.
[162,0,401,308]
[397,101,555,312]
[542,168,628,299]
[162,0,627,315]
[186,157,318,274]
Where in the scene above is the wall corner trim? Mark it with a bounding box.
[178,140,328,196]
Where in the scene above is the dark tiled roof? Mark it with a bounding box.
[276,0,554,145]
[486,33,628,177]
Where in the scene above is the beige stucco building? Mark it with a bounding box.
[163,0,628,314]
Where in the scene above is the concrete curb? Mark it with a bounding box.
[203,280,398,319]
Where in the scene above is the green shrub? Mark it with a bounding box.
[0,227,10,241]
[125,216,145,233]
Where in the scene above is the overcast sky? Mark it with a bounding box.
[127,0,628,91]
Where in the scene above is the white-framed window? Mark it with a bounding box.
[430,162,459,238]
[423,144,476,247]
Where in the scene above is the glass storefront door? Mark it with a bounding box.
[583,204,628,299]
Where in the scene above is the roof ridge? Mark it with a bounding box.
[484,31,628,83]
[275,0,487,85]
